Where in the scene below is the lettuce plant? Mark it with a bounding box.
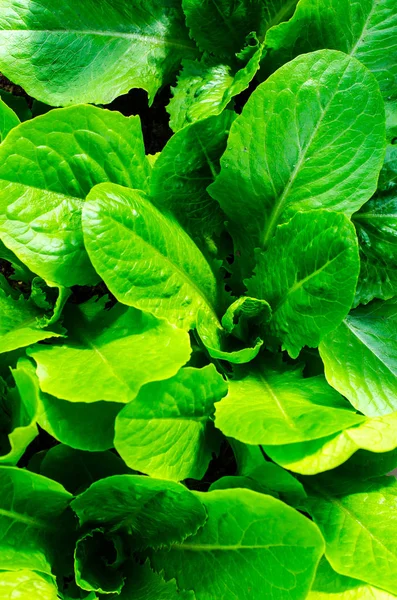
[0,0,396,598]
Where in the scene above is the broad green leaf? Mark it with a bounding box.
[75,529,125,595]
[150,489,324,600]
[209,50,385,260]
[246,211,360,357]
[196,309,264,364]
[0,0,197,106]
[353,144,397,304]
[0,365,38,464]
[182,0,296,57]
[167,42,263,131]
[39,445,132,494]
[209,474,276,496]
[263,0,397,124]
[0,282,62,354]
[265,410,397,474]
[71,475,207,551]
[12,357,122,451]
[0,105,150,286]
[309,558,397,599]
[114,365,227,481]
[0,89,31,121]
[0,466,72,574]
[0,570,59,600]
[28,298,191,403]
[215,362,362,445]
[83,183,220,331]
[0,97,19,142]
[304,475,397,595]
[319,298,397,416]
[118,561,195,600]
[150,112,235,237]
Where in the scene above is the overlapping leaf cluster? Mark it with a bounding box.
[0,0,396,598]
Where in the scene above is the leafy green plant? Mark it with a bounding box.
[0,0,396,598]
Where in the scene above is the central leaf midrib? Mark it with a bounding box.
[0,505,58,532]
[0,29,196,51]
[104,211,219,324]
[256,373,297,430]
[261,59,351,248]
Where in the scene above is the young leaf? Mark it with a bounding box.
[0,570,59,600]
[0,282,62,354]
[167,42,263,131]
[209,50,385,259]
[309,557,397,599]
[0,466,72,574]
[181,0,296,57]
[114,365,227,481]
[304,475,397,595]
[319,298,397,416]
[0,106,150,286]
[28,299,191,403]
[12,357,123,452]
[246,211,360,358]
[83,183,220,331]
[150,111,235,238]
[353,144,397,305]
[118,560,195,600]
[0,97,19,142]
[196,308,264,364]
[265,410,397,474]
[150,489,324,600]
[0,0,197,106]
[215,362,362,445]
[263,0,397,126]
[71,475,207,551]
[75,529,125,594]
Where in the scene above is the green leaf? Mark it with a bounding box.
[150,111,235,238]
[167,42,263,131]
[0,97,19,142]
[0,240,33,284]
[319,298,397,416]
[215,362,362,445]
[75,529,125,594]
[150,488,324,600]
[353,144,397,304]
[0,0,197,106]
[304,475,397,596]
[28,298,191,403]
[71,475,207,551]
[0,466,72,574]
[38,445,132,494]
[265,410,397,474]
[114,364,227,481]
[83,183,220,331]
[181,0,296,57]
[0,105,150,286]
[12,357,122,451]
[0,570,59,600]
[263,0,397,127]
[0,281,62,355]
[209,50,386,260]
[117,560,195,599]
[246,211,360,358]
[309,557,397,599]
[0,366,38,465]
